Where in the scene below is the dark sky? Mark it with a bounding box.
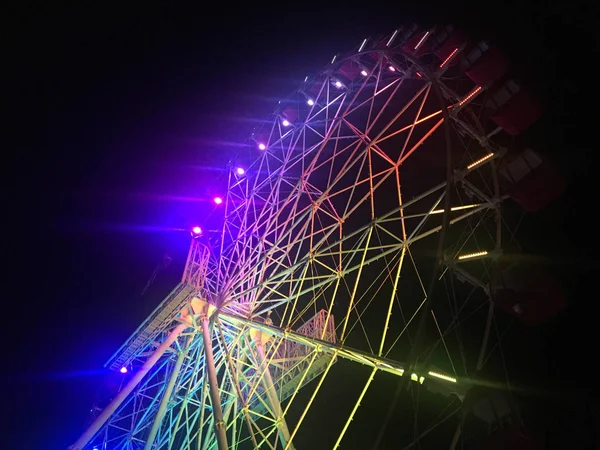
[4,1,599,449]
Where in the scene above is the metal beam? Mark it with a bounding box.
[69,323,188,450]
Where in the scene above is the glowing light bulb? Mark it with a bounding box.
[214,197,223,205]
[192,226,202,235]
[120,367,128,374]
[236,167,245,176]
[334,80,343,88]
[282,119,290,127]
[307,98,314,106]
[258,143,266,150]
[360,70,368,76]
[389,65,396,72]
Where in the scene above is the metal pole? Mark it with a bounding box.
[143,337,189,450]
[200,316,229,450]
[68,323,188,450]
[255,341,295,450]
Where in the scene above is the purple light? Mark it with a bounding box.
[360,70,368,76]
[192,226,202,235]
[388,65,396,72]
[236,167,245,176]
[214,197,223,205]
[120,367,128,374]
[307,98,314,106]
[334,80,343,88]
[258,143,266,150]
[282,119,290,127]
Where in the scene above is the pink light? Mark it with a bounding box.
[214,197,223,205]
[388,65,396,72]
[334,80,343,88]
[360,70,368,76]
[120,367,128,374]
[282,119,290,127]
[258,143,266,150]
[236,167,245,175]
[307,98,314,106]
[192,226,202,235]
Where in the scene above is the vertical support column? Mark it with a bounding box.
[252,327,295,450]
[68,323,188,450]
[199,306,229,450]
[143,337,190,450]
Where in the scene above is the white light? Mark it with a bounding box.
[388,65,396,72]
[258,143,266,151]
[428,371,457,383]
[334,80,343,88]
[282,119,290,127]
[430,204,481,214]
[360,70,368,76]
[236,167,245,176]
[358,38,367,52]
[307,98,314,106]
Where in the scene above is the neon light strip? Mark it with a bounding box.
[467,152,494,170]
[439,48,458,68]
[457,250,488,260]
[459,86,482,106]
[427,371,457,383]
[414,31,430,50]
[358,38,367,52]
[430,204,481,214]
[387,30,399,47]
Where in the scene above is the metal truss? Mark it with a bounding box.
[70,26,520,450]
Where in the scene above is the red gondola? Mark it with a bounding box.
[466,47,510,86]
[491,88,543,135]
[500,148,566,212]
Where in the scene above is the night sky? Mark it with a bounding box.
[4,1,599,449]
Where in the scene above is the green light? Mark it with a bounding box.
[427,371,457,383]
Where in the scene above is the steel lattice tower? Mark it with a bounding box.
[68,24,561,450]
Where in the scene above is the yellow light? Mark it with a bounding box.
[430,204,480,214]
[467,152,494,170]
[427,371,457,383]
[457,250,488,260]
[419,376,425,384]
[411,373,418,382]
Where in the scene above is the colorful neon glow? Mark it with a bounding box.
[192,226,202,235]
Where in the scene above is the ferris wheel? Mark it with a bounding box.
[69,25,565,450]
